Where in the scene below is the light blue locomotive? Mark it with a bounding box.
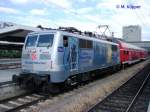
[13,28,120,92]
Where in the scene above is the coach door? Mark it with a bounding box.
[68,37,78,71]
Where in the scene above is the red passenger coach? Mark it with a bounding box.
[117,40,148,65]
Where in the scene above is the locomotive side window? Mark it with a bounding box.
[86,40,93,48]
[25,35,38,47]
[38,34,54,47]
[79,39,93,48]
[79,39,86,48]
[63,36,68,47]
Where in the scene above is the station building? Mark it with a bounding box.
[0,22,41,50]
[123,25,141,42]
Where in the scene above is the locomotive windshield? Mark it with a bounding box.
[25,35,38,47]
[25,34,54,47]
[37,34,54,47]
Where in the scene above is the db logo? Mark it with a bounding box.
[31,53,37,60]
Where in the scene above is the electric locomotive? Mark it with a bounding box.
[13,29,120,92]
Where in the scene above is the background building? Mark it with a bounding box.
[123,25,141,42]
[122,25,150,55]
[0,22,41,50]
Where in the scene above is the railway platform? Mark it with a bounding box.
[0,58,21,82]
[0,68,21,83]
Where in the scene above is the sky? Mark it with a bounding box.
[0,0,150,40]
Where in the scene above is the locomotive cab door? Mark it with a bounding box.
[63,36,78,71]
[69,37,78,71]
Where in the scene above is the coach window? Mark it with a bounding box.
[124,51,126,55]
[63,36,68,47]
[126,51,129,55]
[112,45,117,51]
[124,51,128,55]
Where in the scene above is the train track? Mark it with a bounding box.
[0,59,20,63]
[0,81,46,112]
[0,92,49,112]
[0,58,21,70]
[87,63,150,112]
[0,63,21,70]
[128,73,150,112]
[0,81,13,87]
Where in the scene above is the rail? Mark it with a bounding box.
[87,63,150,112]
[125,72,150,112]
[0,92,49,112]
[0,63,21,70]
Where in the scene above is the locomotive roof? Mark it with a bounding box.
[28,30,118,46]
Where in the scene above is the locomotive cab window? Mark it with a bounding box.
[25,35,38,47]
[63,36,68,47]
[37,34,54,47]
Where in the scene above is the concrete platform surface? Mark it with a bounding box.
[0,68,21,83]
[0,59,21,64]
